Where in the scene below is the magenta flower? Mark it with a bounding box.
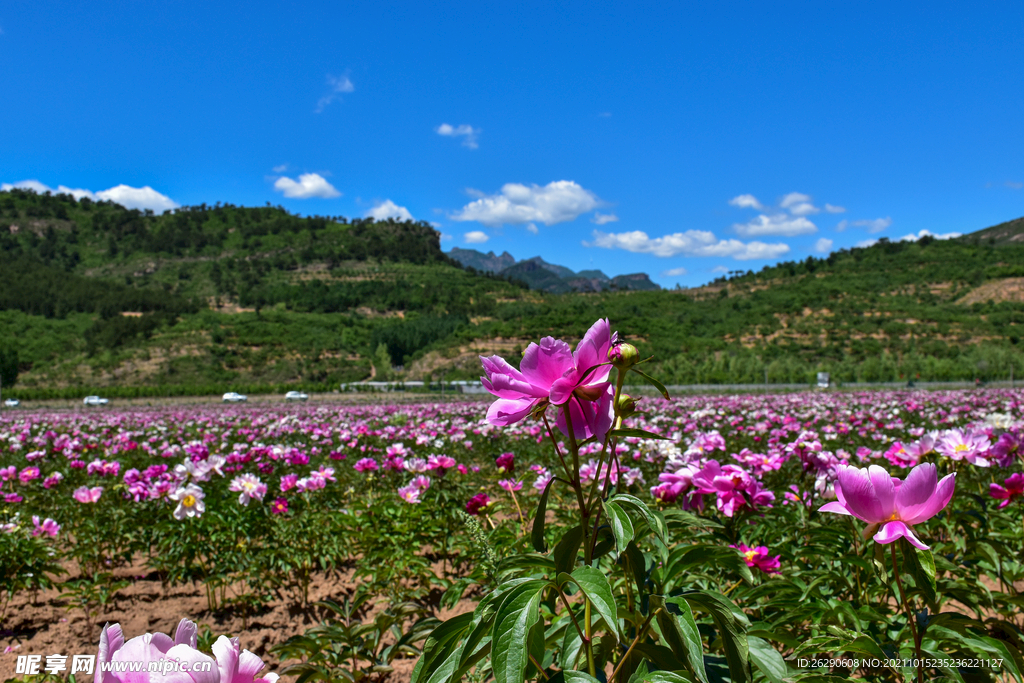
[818,463,955,550]
[990,473,1024,509]
[31,516,60,538]
[73,486,104,503]
[279,473,299,491]
[19,466,40,484]
[354,457,379,473]
[398,483,424,504]
[466,493,491,515]
[731,544,781,574]
[480,318,616,441]
[495,452,515,473]
[270,497,289,515]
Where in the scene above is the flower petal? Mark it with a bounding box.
[97,623,125,683]
[868,465,896,517]
[519,337,574,389]
[873,520,930,550]
[485,397,539,426]
[894,462,937,522]
[901,472,956,525]
[835,466,884,523]
[817,501,853,515]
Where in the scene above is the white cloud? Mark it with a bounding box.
[273,173,341,199]
[1006,181,1023,190]
[734,214,817,237]
[814,237,834,254]
[366,199,413,222]
[661,267,688,277]
[824,203,846,213]
[315,73,354,113]
[586,229,790,261]
[591,212,619,225]
[96,185,179,212]
[899,229,962,242]
[1,179,178,213]
[464,230,489,244]
[436,123,481,149]
[452,180,601,227]
[787,202,820,217]
[440,233,454,241]
[525,222,539,234]
[728,194,764,211]
[857,238,878,248]
[780,192,812,209]
[272,164,289,173]
[712,265,730,273]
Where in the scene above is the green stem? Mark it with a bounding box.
[891,542,924,683]
[585,598,596,677]
[610,609,658,683]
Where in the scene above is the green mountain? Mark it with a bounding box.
[448,248,660,293]
[3,186,1024,395]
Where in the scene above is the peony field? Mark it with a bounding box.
[2,321,1024,683]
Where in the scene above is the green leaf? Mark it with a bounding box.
[603,500,634,554]
[567,565,622,641]
[747,636,787,683]
[630,366,670,399]
[610,428,674,441]
[607,493,668,544]
[652,595,708,683]
[411,612,474,683]
[621,540,650,602]
[491,580,548,683]
[554,525,585,576]
[561,671,603,683]
[681,590,750,683]
[532,476,561,553]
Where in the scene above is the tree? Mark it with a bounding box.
[0,346,18,390]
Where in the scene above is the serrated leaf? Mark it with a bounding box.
[604,500,634,554]
[491,580,548,683]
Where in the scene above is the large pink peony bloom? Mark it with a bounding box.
[818,463,955,550]
[480,318,616,441]
[97,619,278,683]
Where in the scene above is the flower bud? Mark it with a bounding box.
[608,343,640,369]
[616,393,638,417]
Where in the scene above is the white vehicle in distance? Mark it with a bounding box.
[83,396,109,406]
[3,398,20,407]
[222,392,248,403]
[284,391,309,402]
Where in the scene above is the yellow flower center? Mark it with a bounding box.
[744,550,758,562]
[885,511,900,522]
[954,444,969,452]
[183,494,196,507]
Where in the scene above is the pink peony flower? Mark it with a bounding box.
[229,474,267,506]
[398,483,424,504]
[480,318,616,441]
[279,473,298,492]
[73,486,104,503]
[818,463,955,550]
[19,466,40,484]
[936,429,992,467]
[31,516,60,538]
[354,457,379,473]
[495,452,515,473]
[731,544,781,574]
[270,498,289,515]
[498,478,523,492]
[465,493,491,515]
[989,473,1024,509]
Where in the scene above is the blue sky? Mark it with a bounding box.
[2,2,1022,288]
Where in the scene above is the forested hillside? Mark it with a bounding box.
[2,187,1024,396]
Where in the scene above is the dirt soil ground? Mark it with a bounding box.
[0,557,479,683]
